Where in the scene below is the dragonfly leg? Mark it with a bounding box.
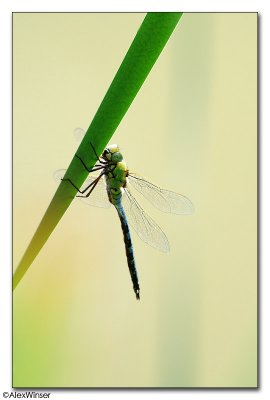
[61,178,82,193]
[75,154,105,172]
[61,176,99,194]
[77,171,106,198]
[90,142,107,164]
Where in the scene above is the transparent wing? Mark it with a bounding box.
[121,187,169,253]
[54,169,111,208]
[53,169,69,184]
[128,173,194,215]
[73,127,86,142]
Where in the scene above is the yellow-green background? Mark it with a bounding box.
[13,13,257,387]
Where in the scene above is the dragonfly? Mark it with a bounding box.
[55,129,194,300]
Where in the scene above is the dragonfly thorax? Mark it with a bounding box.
[102,144,123,162]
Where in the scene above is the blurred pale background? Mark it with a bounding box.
[13,13,257,387]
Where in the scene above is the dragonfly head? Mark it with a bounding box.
[102,144,123,162]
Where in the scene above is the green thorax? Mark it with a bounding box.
[106,161,128,204]
[101,144,128,205]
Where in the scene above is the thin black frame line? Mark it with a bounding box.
[11,11,259,390]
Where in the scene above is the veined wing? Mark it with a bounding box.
[54,169,111,208]
[73,127,86,142]
[128,173,194,215]
[121,187,169,253]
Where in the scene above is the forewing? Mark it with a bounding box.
[54,169,111,208]
[128,173,194,215]
[53,169,68,183]
[73,127,86,142]
[122,188,169,253]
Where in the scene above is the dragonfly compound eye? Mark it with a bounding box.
[111,152,123,162]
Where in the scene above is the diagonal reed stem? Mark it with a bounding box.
[13,12,183,290]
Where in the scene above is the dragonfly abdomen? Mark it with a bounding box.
[115,204,140,300]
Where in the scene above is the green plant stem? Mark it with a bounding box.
[13,12,183,290]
